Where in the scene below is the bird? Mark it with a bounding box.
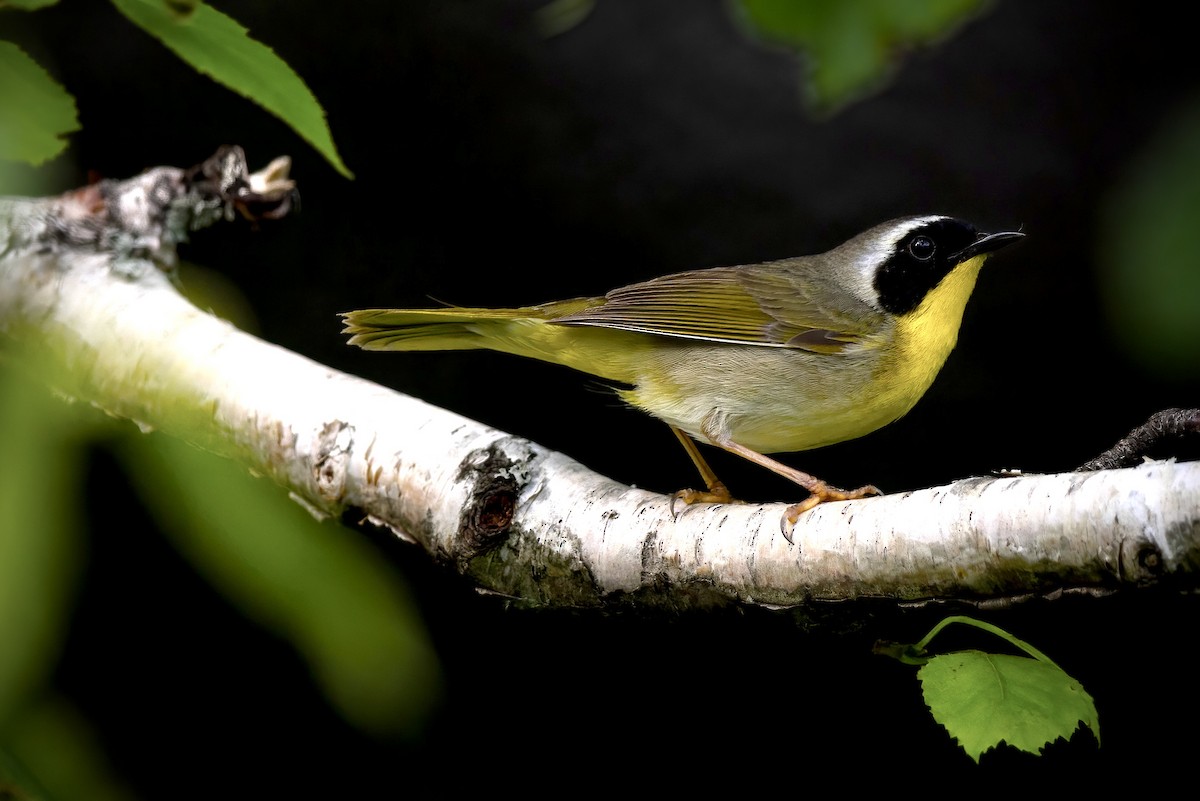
[341,215,1023,536]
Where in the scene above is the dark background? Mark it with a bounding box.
[6,1,1200,797]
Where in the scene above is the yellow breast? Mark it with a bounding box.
[872,255,987,415]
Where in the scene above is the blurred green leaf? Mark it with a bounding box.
[919,650,1099,762]
[0,153,74,196]
[109,0,353,178]
[0,40,80,165]
[0,0,61,10]
[0,743,50,801]
[734,0,990,114]
[1099,95,1200,378]
[535,0,595,38]
[0,365,92,729]
[3,696,136,801]
[118,434,441,737]
[175,259,262,334]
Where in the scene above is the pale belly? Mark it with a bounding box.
[618,341,936,454]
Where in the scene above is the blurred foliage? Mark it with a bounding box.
[1,742,53,801]
[0,0,60,10]
[535,0,596,38]
[0,348,441,799]
[1099,94,1200,379]
[537,0,993,115]
[0,359,94,730]
[1,0,998,170]
[4,697,136,801]
[0,40,79,165]
[0,0,351,177]
[120,434,443,739]
[0,360,124,801]
[733,0,992,114]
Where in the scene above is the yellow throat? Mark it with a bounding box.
[876,254,988,412]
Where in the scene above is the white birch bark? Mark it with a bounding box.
[2,149,1196,613]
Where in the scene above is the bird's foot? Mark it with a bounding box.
[780,482,882,543]
[669,481,740,519]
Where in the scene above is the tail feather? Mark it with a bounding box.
[340,298,646,385]
[341,307,534,351]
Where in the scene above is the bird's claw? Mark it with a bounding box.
[669,491,689,520]
[779,483,884,544]
[671,479,881,543]
[670,482,736,519]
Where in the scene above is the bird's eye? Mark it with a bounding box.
[907,236,936,261]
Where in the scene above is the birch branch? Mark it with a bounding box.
[2,149,1197,617]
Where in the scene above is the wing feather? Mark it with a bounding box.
[550,260,884,353]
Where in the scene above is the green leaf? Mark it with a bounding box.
[0,743,51,801]
[109,0,353,178]
[919,650,1100,762]
[733,0,991,114]
[1,0,61,10]
[2,695,137,801]
[535,0,596,38]
[0,364,91,729]
[1099,95,1200,379]
[878,616,1100,761]
[0,41,80,165]
[118,434,441,737]
[160,0,198,19]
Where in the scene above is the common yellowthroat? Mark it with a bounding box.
[341,216,1023,533]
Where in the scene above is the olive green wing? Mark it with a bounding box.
[549,260,885,353]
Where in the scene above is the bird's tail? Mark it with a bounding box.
[341,306,543,351]
[339,299,644,385]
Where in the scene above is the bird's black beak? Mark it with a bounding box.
[953,230,1025,262]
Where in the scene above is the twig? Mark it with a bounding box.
[1077,408,1200,472]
